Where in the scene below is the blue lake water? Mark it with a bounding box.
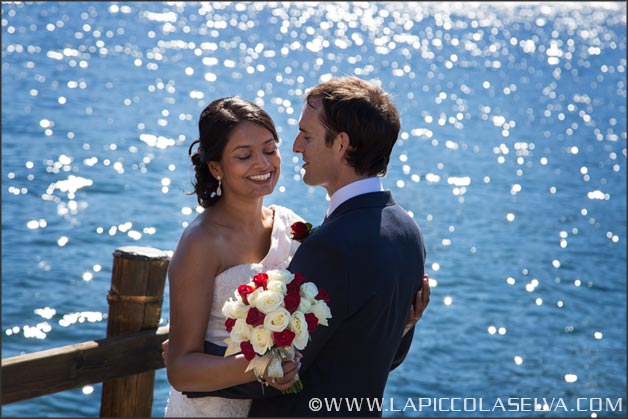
[1,2,626,417]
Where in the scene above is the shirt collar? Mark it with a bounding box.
[326,177,384,218]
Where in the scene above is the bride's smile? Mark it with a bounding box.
[248,172,273,183]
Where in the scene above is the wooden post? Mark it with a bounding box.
[99,246,170,418]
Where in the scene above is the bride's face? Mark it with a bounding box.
[211,120,281,200]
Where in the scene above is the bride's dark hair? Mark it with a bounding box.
[188,96,279,208]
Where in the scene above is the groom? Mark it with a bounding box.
[190,76,426,417]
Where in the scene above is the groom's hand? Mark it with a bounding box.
[161,338,169,366]
[403,274,430,336]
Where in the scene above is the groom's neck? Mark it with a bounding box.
[323,172,370,198]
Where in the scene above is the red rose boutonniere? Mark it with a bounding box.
[290,221,313,242]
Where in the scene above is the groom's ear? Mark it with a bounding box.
[334,132,352,159]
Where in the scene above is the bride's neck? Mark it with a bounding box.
[212,196,268,230]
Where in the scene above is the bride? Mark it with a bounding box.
[164,97,302,417]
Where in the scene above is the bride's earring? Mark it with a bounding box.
[216,177,222,197]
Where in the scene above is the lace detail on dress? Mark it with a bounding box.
[164,205,303,417]
[165,389,252,418]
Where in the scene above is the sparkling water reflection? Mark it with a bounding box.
[2,2,626,417]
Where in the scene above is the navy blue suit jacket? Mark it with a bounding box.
[186,191,426,417]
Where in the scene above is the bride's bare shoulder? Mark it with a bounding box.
[171,210,225,267]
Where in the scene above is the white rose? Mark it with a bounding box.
[267,269,294,284]
[311,300,332,326]
[254,290,284,314]
[267,279,287,294]
[247,287,264,306]
[264,308,291,332]
[300,282,319,302]
[230,318,252,343]
[250,325,273,355]
[222,298,249,319]
[297,298,312,313]
[290,311,309,350]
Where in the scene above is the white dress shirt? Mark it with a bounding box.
[326,177,384,219]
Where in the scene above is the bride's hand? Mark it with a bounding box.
[266,351,303,391]
[403,274,430,336]
[161,338,169,366]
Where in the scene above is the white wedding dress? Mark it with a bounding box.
[164,205,304,417]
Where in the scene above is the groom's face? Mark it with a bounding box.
[293,99,341,191]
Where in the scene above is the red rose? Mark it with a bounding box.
[315,288,330,304]
[284,292,301,313]
[225,318,236,332]
[287,273,306,294]
[273,329,296,347]
[238,284,255,304]
[252,272,268,290]
[305,312,319,332]
[287,281,300,295]
[290,222,312,242]
[240,341,256,361]
[292,272,307,287]
[245,307,265,327]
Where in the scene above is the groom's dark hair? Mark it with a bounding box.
[305,76,400,177]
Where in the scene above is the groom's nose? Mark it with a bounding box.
[293,133,304,153]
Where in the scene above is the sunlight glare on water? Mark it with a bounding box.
[2,1,625,417]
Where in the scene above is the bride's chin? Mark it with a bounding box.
[251,185,277,197]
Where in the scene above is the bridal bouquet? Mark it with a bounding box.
[222,269,331,394]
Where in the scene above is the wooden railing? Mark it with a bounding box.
[1,246,171,417]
